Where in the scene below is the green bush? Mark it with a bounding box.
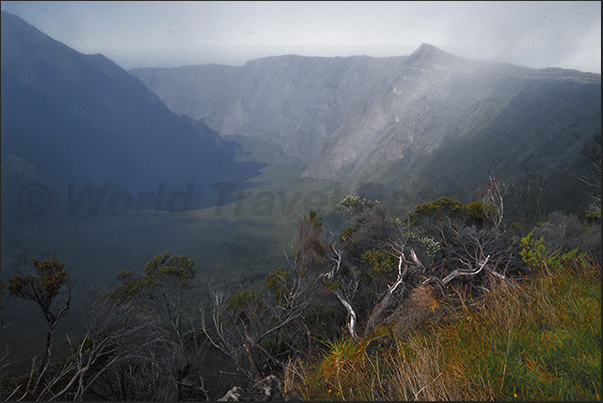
[407,197,495,226]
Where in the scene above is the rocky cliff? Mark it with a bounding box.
[130,44,600,211]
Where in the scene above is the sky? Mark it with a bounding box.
[1,1,601,73]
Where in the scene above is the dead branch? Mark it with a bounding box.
[423,255,490,287]
[324,246,359,340]
[364,254,408,337]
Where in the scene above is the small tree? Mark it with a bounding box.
[505,175,545,235]
[336,195,379,216]
[100,252,204,400]
[6,254,71,399]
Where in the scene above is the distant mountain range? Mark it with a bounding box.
[1,9,600,219]
[1,11,262,217]
[131,44,601,214]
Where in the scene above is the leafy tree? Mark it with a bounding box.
[336,195,379,216]
[226,287,265,325]
[141,252,196,289]
[47,252,210,401]
[6,254,71,400]
[361,250,397,280]
[337,196,397,262]
[407,196,491,227]
[266,267,292,306]
[100,252,206,400]
[111,252,196,300]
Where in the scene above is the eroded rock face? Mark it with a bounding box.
[218,375,283,401]
[131,47,601,214]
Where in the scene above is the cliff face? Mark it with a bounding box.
[132,54,411,165]
[130,44,601,210]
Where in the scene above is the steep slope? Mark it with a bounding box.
[132,54,410,165]
[1,11,261,211]
[131,44,601,213]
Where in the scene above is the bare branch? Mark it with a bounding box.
[364,254,408,337]
[333,289,358,340]
[424,255,490,287]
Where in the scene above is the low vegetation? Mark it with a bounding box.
[1,137,600,400]
[284,248,600,401]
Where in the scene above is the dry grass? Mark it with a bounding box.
[283,253,600,401]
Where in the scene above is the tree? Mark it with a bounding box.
[6,254,72,400]
[97,252,209,400]
[3,252,212,401]
[203,261,322,384]
[336,195,379,216]
[40,291,158,401]
[505,175,545,235]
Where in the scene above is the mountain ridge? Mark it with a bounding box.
[1,11,262,213]
[130,44,600,213]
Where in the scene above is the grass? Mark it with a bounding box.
[284,253,601,400]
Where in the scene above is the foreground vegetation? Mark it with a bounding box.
[1,135,600,400]
[284,249,600,400]
[2,194,600,400]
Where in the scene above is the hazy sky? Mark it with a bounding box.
[1,1,601,73]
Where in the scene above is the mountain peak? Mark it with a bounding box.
[408,43,454,66]
[415,43,441,53]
